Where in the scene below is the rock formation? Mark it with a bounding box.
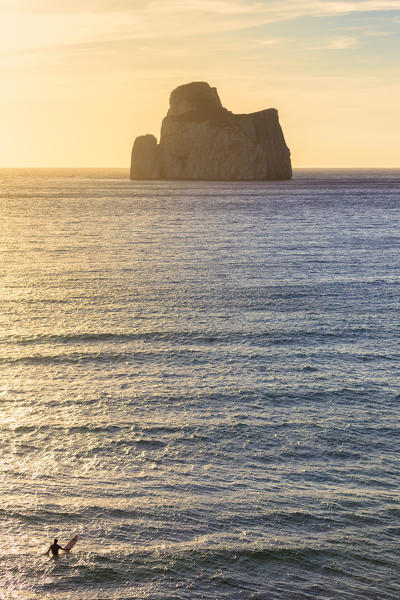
[130,82,292,181]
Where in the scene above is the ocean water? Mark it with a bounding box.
[0,168,399,600]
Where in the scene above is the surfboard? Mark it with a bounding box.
[64,534,78,552]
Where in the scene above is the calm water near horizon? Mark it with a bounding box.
[0,169,399,599]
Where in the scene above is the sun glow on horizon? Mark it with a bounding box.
[1,1,399,168]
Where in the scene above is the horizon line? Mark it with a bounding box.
[1,166,400,170]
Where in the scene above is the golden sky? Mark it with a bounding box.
[1,0,399,167]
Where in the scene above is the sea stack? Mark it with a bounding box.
[130,82,292,181]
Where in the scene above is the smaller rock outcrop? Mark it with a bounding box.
[130,134,160,180]
[131,82,292,180]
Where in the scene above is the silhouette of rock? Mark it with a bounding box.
[130,82,292,180]
[130,134,160,180]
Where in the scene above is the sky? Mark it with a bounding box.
[1,0,399,167]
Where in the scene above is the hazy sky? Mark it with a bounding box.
[1,0,399,167]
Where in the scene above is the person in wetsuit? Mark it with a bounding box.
[46,538,66,557]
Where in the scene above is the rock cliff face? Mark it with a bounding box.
[130,82,292,180]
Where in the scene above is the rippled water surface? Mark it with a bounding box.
[1,169,399,599]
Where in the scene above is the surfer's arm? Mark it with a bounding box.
[45,546,51,555]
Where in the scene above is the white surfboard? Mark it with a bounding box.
[64,534,78,552]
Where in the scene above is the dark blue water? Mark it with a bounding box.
[0,169,399,599]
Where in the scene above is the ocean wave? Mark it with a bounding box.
[0,324,380,348]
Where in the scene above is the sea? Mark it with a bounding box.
[0,168,399,600]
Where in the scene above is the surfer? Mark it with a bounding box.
[45,538,67,557]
